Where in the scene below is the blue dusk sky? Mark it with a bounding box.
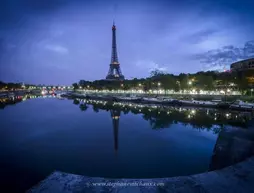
[0,0,254,85]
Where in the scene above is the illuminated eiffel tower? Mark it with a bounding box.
[106,22,124,80]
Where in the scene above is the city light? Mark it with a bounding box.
[191,110,196,114]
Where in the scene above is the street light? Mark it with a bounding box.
[251,89,253,97]
[157,82,161,95]
[188,81,192,94]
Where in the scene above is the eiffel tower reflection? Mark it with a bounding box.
[110,109,121,154]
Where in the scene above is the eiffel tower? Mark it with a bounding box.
[106,22,125,80]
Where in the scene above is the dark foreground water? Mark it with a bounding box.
[0,95,252,192]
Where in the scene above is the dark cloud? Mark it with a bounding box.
[0,0,254,83]
[181,29,218,44]
[194,40,254,70]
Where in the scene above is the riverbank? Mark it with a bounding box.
[62,92,254,112]
[0,89,41,98]
[27,156,254,193]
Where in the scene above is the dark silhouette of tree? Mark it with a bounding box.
[73,99,80,105]
[79,104,88,111]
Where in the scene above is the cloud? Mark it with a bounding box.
[193,40,254,71]
[135,60,168,73]
[44,44,68,54]
[180,29,219,44]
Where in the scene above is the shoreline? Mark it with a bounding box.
[27,156,254,193]
[62,92,254,112]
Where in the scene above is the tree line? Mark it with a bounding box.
[73,70,253,94]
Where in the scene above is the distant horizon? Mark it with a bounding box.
[0,0,254,85]
[0,69,231,86]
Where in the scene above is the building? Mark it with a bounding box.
[106,22,125,80]
[230,58,254,88]
[230,58,254,71]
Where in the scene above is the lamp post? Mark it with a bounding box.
[188,81,192,94]
[157,82,161,96]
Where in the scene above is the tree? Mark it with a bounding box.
[73,99,80,105]
[195,74,214,90]
[72,83,79,90]
[237,77,249,94]
[79,104,88,111]
[150,69,166,77]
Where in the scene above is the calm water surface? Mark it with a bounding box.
[0,96,249,192]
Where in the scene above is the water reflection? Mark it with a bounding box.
[0,96,23,109]
[111,109,120,154]
[73,98,253,131]
[72,98,254,171]
[1,96,253,172]
[0,94,63,106]
[1,95,253,133]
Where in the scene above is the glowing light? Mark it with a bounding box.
[226,113,229,117]
[191,110,196,114]
[188,81,192,85]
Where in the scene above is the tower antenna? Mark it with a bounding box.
[113,2,117,24]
